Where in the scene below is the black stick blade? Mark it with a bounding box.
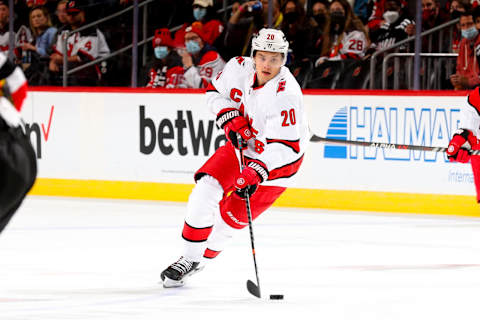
[247,280,261,298]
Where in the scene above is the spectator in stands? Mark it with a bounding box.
[449,0,470,53]
[307,0,369,89]
[281,0,312,64]
[180,22,225,88]
[54,0,69,30]
[22,6,57,58]
[141,28,185,88]
[173,0,224,47]
[450,11,480,90]
[316,0,368,65]
[49,0,110,86]
[422,0,450,31]
[369,0,414,52]
[0,1,33,63]
[306,0,329,58]
[21,6,57,84]
[367,0,410,33]
[223,0,283,60]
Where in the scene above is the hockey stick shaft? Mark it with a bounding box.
[310,134,480,155]
[238,137,261,298]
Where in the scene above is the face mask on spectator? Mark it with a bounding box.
[284,11,298,24]
[462,26,479,40]
[154,46,169,59]
[383,10,400,24]
[193,7,207,21]
[313,13,326,26]
[330,11,346,32]
[186,40,201,53]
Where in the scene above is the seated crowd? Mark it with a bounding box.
[3,0,480,89]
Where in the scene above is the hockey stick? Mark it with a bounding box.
[237,136,262,299]
[310,134,480,155]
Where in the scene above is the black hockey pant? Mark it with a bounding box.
[0,119,37,234]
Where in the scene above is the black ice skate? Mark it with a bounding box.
[160,256,203,288]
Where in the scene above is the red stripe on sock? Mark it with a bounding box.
[203,248,221,259]
[182,222,213,242]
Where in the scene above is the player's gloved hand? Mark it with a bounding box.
[234,166,261,198]
[216,108,253,149]
[446,129,477,163]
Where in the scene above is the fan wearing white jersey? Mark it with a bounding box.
[446,86,480,203]
[160,28,309,288]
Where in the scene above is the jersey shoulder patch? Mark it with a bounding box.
[467,86,480,116]
[277,79,286,93]
[234,56,245,66]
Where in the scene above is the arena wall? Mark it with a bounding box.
[24,87,479,216]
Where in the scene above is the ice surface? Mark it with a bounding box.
[1,196,480,319]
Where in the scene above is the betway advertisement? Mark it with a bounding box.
[22,90,226,184]
[22,89,474,196]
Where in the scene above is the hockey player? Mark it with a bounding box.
[160,28,309,288]
[446,86,480,203]
[0,52,37,235]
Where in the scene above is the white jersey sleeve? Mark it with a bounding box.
[184,50,226,88]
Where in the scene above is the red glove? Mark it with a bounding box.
[446,129,477,163]
[234,162,269,198]
[216,108,253,149]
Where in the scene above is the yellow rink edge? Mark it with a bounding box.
[29,178,480,217]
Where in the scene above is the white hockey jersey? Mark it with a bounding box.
[0,25,33,52]
[53,28,110,61]
[328,30,368,61]
[183,49,225,88]
[206,56,309,188]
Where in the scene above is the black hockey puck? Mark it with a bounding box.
[269,294,284,300]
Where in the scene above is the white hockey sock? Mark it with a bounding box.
[204,211,237,256]
[182,175,223,262]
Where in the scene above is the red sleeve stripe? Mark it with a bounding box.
[181,222,213,242]
[266,138,301,153]
[206,82,218,92]
[268,155,304,181]
[467,87,480,117]
[203,248,221,259]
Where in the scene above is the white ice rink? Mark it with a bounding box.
[1,196,480,320]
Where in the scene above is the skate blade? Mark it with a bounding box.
[162,265,205,288]
[162,277,185,288]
